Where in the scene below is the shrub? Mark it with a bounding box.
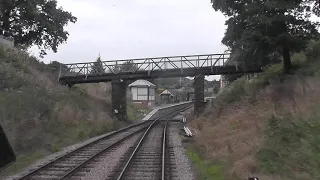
[305,40,320,62]
[217,63,283,105]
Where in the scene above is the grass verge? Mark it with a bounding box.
[187,147,225,180]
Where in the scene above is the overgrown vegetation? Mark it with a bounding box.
[187,148,225,180]
[189,41,320,180]
[258,115,320,179]
[127,102,152,121]
[0,46,124,177]
[218,40,320,106]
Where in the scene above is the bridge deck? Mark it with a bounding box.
[58,53,262,85]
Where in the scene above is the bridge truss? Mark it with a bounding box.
[59,53,232,79]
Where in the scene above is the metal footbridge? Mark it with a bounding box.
[58,52,262,85]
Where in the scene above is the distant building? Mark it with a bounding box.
[128,79,156,106]
[159,89,175,104]
[159,89,174,99]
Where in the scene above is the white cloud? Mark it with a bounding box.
[31,0,228,80]
[57,0,105,19]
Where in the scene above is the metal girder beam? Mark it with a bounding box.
[59,65,262,85]
[59,53,232,79]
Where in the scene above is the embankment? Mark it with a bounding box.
[0,46,126,176]
[188,41,320,180]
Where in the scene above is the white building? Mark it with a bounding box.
[128,79,156,106]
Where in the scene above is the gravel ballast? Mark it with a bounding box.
[168,121,196,180]
[3,131,116,180]
[81,133,142,180]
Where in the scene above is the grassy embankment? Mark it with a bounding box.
[0,46,127,176]
[188,41,320,180]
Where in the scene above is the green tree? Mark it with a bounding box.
[91,56,105,75]
[107,61,139,74]
[0,0,77,56]
[212,0,320,73]
[120,61,139,72]
[213,84,220,95]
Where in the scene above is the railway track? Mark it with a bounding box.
[16,105,191,180]
[109,106,192,180]
[109,120,168,180]
[17,121,153,180]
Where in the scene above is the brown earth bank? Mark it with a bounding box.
[0,46,129,177]
[187,41,320,180]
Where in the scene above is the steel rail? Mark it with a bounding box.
[161,120,169,180]
[58,125,150,180]
[115,120,159,180]
[115,106,192,180]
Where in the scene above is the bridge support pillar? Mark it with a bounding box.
[111,79,127,121]
[194,74,205,116]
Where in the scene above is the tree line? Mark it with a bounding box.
[212,0,320,73]
[2,0,318,74]
[90,56,139,75]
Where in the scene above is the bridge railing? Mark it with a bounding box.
[59,53,231,79]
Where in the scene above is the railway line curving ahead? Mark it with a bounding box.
[16,105,191,180]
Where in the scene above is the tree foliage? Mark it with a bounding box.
[108,61,139,74]
[91,56,105,75]
[212,0,320,72]
[0,0,77,56]
[121,61,139,72]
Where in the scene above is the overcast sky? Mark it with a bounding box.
[31,0,227,80]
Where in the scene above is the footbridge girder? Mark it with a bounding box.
[58,53,262,85]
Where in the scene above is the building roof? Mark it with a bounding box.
[159,89,173,96]
[128,79,156,87]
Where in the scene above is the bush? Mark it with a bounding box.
[218,77,247,104]
[217,63,283,105]
[306,40,320,62]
